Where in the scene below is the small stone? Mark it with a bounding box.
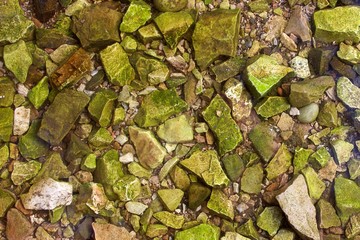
[88,89,117,127]
[34,0,57,22]
[120,0,151,33]
[0,77,15,107]
[317,101,338,128]
[222,154,245,181]
[92,222,134,240]
[284,6,312,42]
[316,199,341,229]
[3,40,32,83]
[6,208,34,240]
[175,223,220,240]
[0,189,15,217]
[134,56,170,87]
[125,201,148,215]
[100,42,135,86]
[157,115,193,144]
[113,175,141,202]
[273,229,296,240]
[348,159,360,180]
[254,96,290,118]
[334,176,360,224]
[192,9,240,70]
[0,108,14,142]
[0,144,9,168]
[207,189,234,220]
[337,42,360,64]
[289,76,335,108]
[211,57,247,83]
[331,139,354,164]
[202,95,242,155]
[309,147,331,170]
[236,219,260,240]
[280,33,297,52]
[154,0,187,11]
[159,157,180,181]
[276,175,320,240]
[188,182,211,210]
[289,56,311,79]
[266,144,292,180]
[21,177,72,210]
[153,211,185,229]
[257,206,283,236]
[297,103,319,123]
[36,28,77,49]
[180,150,230,187]
[308,47,336,75]
[35,226,53,240]
[345,213,360,239]
[138,23,162,43]
[221,232,251,240]
[134,89,187,128]
[81,153,97,172]
[308,128,331,146]
[88,128,113,148]
[11,160,42,185]
[28,76,49,109]
[12,106,30,136]
[337,76,360,109]
[127,162,152,179]
[49,44,78,64]
[158,188,184,211]
[314,6,360,43]
[301,166,326,201]
[330,56,357,80]
[241,163,263,194]
[146,224,168,238]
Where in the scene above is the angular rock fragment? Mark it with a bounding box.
[188,183,211,210]
[34,0,57,22]
[308,47,336,75]
[125,201,148,215]
[138,23,162,43]
[266,144,292,180]
[21,177,73,210]
[113,175,141,202]
[50,44,78,64]
[316,199,341,229]
[180,150,230,187]
[158,189,184,211]
[309,147,331,169]
[302,167,325,201]
[211,57,247,83]
[276,175,320,240]
[146,224,168,238]
[237,219,260,239]
[11,160,42,185]
[345,213,360,239]
[207,189,234,220]
[134,56,170,87]
[36,28,77,49]
[0,189,15,217]
[0,77,15,107]
[257,206,283,236]
[348,158,360,180]
[170,166,190,191]
[337,42,360,64]
[221,232,251,240]
[120,0,151,33]
[88,128,113,148]
[38,89,90,145]
[0,108,14,142]
[336,76,360,109]
[289,56,311,79]
[273,229,296,240]
[284,6,312,42]
[175,223,220,240]
[28,76,49,109]
[240,163,263,194]
[222,154,245,181]
[6,208,34,240]
[13,106,30,136]
[92,222,134,240]
[154,0,187,12]
[0,144,9,168]
[88,89,117,127]
[153,211,185,229]
[157,115,193,143]
[202,95,242,155]
[331,139,353,164]
[317,101,338,128]
[254,97,290,118]
[331,56,357,80]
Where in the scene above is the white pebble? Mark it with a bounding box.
[115,134,128,145]
[289,107,300,116]
[13,106,30,135]
[119,152,134,164]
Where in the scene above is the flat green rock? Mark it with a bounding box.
[188,182,211,210]
[153,211,185,229]
[28,77,49,109]
[207,189,234,220]
[38,89,90,145]
[88,89,117,127]
[120,0,151,33]
[316,199,341,229]
[134,89,188,128]
[241,163,263,194]
[3,40,32,83]
[293,147,313,174]
[317,101,338,128]
[309,147,331,170]
[266,144,292,180]
[222,154,245,181]
[170,166,190,191]
[134,56,170,87]
[11,160,42,186]
[0,77,15,107]
[255,96,290,118]
[237,219,260,240]
[127,162,152,179]
[192,9,240,70]
[337,42,360,64]
[348,159,360,180]
[113,175,141,202]
[345,213,360,238]
[0,144,9,168]
[158,189,184,211]
[138,23,162,43]
[154,11,194,49]
[337,76,360,109]
[129,126,167,169]
[157,115,193,143]
[289,76,335,108]
[257,206,283,236]
[100,43,135,86]
[180,150,230,187]
[159,157,180,181]
[88,128,113,148]
[211,57,247,83]
[302,166,325,201]
[0,108,13,143]
[202,95,242,155]
[175,223,220,240]
[334,177,360,224]
[331,139,354,164]
[314,6,360,43]
[244,55,293,99]
[146,224,168,238]
[0,189,15,218]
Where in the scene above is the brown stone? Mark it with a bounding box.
[6,208,34,240]
[92,222,134,240]
[285,6,312,42]
[34,0,58,23]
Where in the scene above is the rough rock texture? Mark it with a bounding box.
[0,108,14,142]
[157,115,193,143]
[13,106,30,136]
[207,189,234,220]
[336,76,360,109]
[254,96,290,118]
[88,89,117,127]
[284,6,312,42]
[175,223,220,240]
[120,0,151,33]
[266,144,292,180]
[92,223,134,240]
[276,175,320,240]
[6,208,34,240]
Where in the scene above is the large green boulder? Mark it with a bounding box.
[0,108,13,142]
[175,224,220,240]
[88,89,117,127]
[120,0,151,33]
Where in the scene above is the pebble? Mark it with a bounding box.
[297,103,319,123]
[119,152,134,164]
[13,106,30,135]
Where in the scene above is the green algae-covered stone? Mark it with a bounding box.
[153,211,185,229]
[93,149,124,200]
[289,76,335,108]
[175,223,220,240]
[0,144,9,168]
[158,189,184,211]
[241,163,263,194]
[157,115,193,143]
[0,189,15,217]
[266,144,292,180]
[331,139,353,164]
[193,9,240,70]
[202,95,242,155]
[316,199,341,229]
[337,76,360,109]
[49,44,78,64]
[159,157,180,181]
[31,152,71,184]
[138,23,162,43]
[237,219,260,240]
[18,120,49,159]
[81,154,96,172]
[0,77,15,107]
[188,182,211,210]
[222,232,251,240]
[134,56,170,87]
[207,189,234,220]
[154,11,194,49]
[3,40,32,83]
[11,160,42,185]
[302,167,325,201]
[314,6,360,43]
[0,108,13,143]
[38,89,90,145]
[254,96,290,118]
[257,206,283,236]
[128,162,152,179]
[345,213,360,238]
[293,147,313,175]
[88,127,113,148]
[134,89,188,128]
[222,154,245,181]
[100,43,135,86]
[28,77,49,109]
[65,133,91,162]
[146,224,168,238]
[129,126,167,169]
[112,107,125,125]
[72,5,122,50]
[113,175,141,202]
[211,57,247,83]
[180,150,230,187]
[309,147,331,169]
[154,0,187,12]
[249,122,279,162]
[317,101,338,128]
[334,177,360,224]
[273,229,296,240]
[121,36,137,53]
[88,89,117,127]
[120,0,151,33]
[170,166,191,191]
[244,55,293,99]
[337,42,360,64]
[348,159,360,180]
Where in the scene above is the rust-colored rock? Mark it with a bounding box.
[6,208,34,240]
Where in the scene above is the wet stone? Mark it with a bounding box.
[202,95,242,155]
[153,211,185,229]
[222,154,245,181]
[0,77,15,107]
[28,76,49,109]
[241,163,263,194]
[38,89,90,145]
[244,55,293,99]
[175,223,220,240]
[257,206,283,236]
[113,175,141,202]
[337,42,360,65]
[158,188,184,211]
[0,108,14,143]
[337,76,360,109]
[266,144,292,180]
[154,0,187,12]
[192,9,240,70]
[6,208,34,240]
[297,103,320,124]
[317,101,338,128]
[120,0,151,33]
[316,199,341,229]
[134,56,170,87]
[254,96,290,119]
[180,150,230,187]
[11,160,42,185]
[302,166,326,201]
[188,182,211,210]
[207,189,234,220]
[331,139,353,164]
[88,89,117,128]
[0,189,15,218]
[211,57,247,83]
[92,222,134,240]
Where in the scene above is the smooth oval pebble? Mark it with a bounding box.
[154,0,188,12]
[298,103,319,123]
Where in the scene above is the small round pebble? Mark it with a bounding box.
[297,103,319,123]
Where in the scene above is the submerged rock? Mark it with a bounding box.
[188,183,211,210]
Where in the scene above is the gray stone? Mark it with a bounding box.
[337,76,360,109]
